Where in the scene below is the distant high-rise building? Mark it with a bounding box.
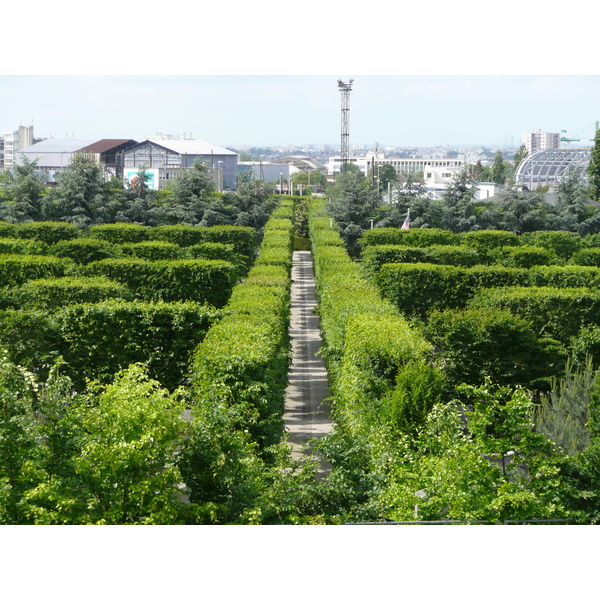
[521,129,560,155]
[1,126,34,170]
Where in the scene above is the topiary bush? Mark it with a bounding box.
[0,255,75,288]
[88,223,151,244]
[47,238,122,265]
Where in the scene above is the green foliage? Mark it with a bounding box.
[47,237,121,264]
[14,221,80,245]
[570,247,600,267]
[0,255,75,288]
[360,227,459,248]
[0,276,132,311]
[119,240,184,261]
[521,230,582,262]
[0,239,48,255]
[88,223,151,244]
[460,229,521,256]
[471,286,600,344]
[56,300,219,391]
[425,307,565,391]
[491,245,552,268]
[81,257,237,307]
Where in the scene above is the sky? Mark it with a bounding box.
[3,1,600,152]
[4,74,600,150]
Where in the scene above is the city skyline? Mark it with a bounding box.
[3,75,600,151]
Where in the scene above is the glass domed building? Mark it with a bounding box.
[514,148,591,191]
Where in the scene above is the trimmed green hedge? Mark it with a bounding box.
[0,255,75,288]
[80,258,238,307]
[361,244,480,277]
[13,221,80,245]
[0,239,48,255]
[188,200,293,449]
[375,263,531,320]
[360,227,459,249]
[0,276,132,311]
[88,223,151,244]
[48,238,122,265]
[310,197,439,437]
[0,300,219,391]
[470,286,600,344]
[119,241,185,261]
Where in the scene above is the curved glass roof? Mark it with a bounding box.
[514,148,591,190]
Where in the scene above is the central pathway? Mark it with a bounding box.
[284,251,333,478]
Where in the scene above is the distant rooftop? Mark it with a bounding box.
[146,138,237,156]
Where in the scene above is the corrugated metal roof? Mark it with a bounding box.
[147,139,237,156]
[20,139,100,153]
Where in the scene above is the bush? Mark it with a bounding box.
[0,239,48,256]
[48,238,122,265]
[492,245,552,268]
[460,230,521,258]
[55,300,219,391]
[15,222,80,245]
[0,255,75,288]
[529,265,600,288]
[425,306,565,390]
[119,241,184,262]
[359,227,459,249]
[81,258,238,307]
[521,230,582,261]
[471,286,600,345]
[88,223,150,244]
[0,276,132,311]
[570,248,600,267]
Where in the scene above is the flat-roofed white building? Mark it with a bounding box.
[521,129,560,155]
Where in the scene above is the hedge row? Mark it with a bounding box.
[0,300,219,391]
[360,228,600,263]
[80,258,237,307]
[376,262,600,320]
[309,199,439,437]
[0,220,259,263]
[188,203,294,449]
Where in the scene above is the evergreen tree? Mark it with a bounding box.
[588,127,600,203]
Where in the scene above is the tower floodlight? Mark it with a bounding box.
[337,79,354,172]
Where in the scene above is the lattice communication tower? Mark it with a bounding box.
[337,79,354,171]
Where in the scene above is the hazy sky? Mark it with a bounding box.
[4,75,600,149]
[3,2,599,150]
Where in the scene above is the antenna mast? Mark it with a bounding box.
[337,79,354,172]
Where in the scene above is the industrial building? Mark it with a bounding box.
[17,138,138,182]
[122,138,238,191]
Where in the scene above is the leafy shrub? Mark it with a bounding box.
[119,241,184,261]
[0,255,75,288]
[149,225,207,247]
[471,286,600,344]
[81,258,237,307]
[425,307,565,390]
[376,263,532,320]
[88,223,150,244]
[55,300,219,391]
[0,222,18,238]
[570,248,600,267]
[360,227,459,249]
[15,222,80,245]
[1,276,132,311]
[48,238,121,265]
[361,244,480,277]
[492,245,552,268]
[529,265,600,288]
[460,230,520,258]
[521,230,582,261]
[0,239,48,255]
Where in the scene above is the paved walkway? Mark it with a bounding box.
[284,251,333,478]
